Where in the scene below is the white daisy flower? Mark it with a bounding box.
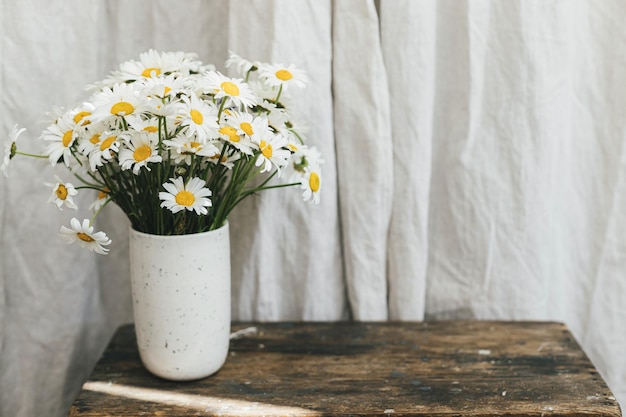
[261,102,292,133]
[44,175,78,210]
[171,50,212,74]
[126,116,161,135]
[283,144,323,183]
[150,100,178,118]
[258,63,308,90]
[87,132,120,172]
[253,130,290,173]
[89,83,141,123]
[41,114,77,167]
[59,218,112,255]
[248,79,279,103]
[69,102,96,127]
[159,176,212,215]
[301,162,322,204]
[76,121,108,156]
[111,50,199,81]
[97,51,209,88]
[202,71,257,108]
[163,135,219,165]
[89,188,110,212]
[119,131,163,174]
[158,50,206,75]
[43,105,69,124]
[1,124,26,177]
[118,49,168,80]
[225,51,259,77]
[139,73,188,101]
[248,98,297,140]
[181,54,216,74]
[217,123,256,155]
[304,145,323,167]
[226,111,267,138]
[159,50,208,75]
[207,143,241,169]
[176,93,219,142]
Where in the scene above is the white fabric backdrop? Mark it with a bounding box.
[1,1,625,415]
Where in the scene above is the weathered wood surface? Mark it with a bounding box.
[68,321,621,417]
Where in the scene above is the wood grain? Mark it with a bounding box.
[68,321,622,417]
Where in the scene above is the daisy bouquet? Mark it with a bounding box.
[1,50,322,255]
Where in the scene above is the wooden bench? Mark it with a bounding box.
[68,321,622,416]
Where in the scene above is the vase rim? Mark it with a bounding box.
[130,221,229,239]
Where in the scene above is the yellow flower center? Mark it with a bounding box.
[288,143,298,151]
[309,172,320,192]
[73,111,91,125]
[143,125,158,133]
[110,101,135,116]
[190,109,204,125]
[221,81,240,96]
[141,67,162,77]
[62,130,74,147]
[133,145,152,162]
[97,189,109,200]
[240,122,253,136]
[175,190,195,207]
[77,232,95,243]
[276,69,293,81]
[219,126,239,142]
[190,141,202,150]
[90,134,101,144]
[260,140,273,159]
[56,184,68,200]
[210,153,228,163]
[100,136,116,151]
[163,86,172,96]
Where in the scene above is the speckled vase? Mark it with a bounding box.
[129,222,230,381]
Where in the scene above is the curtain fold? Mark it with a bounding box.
[332,0,393,320]
[1,1,625,415]
[379,0,435,320]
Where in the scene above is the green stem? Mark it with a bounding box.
[274,84,284,103]
[289,129,306,145]
[240,181,300,202]
[221,182,301,225]
[15,151,47,159]
[209,154,258,229]
[216,98,227,120]
[89,197,113,226]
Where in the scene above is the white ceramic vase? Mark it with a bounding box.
[129,222,231,381]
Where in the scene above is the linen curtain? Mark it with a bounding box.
[1,1,625,415]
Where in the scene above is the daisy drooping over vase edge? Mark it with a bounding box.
[1,50,323,255]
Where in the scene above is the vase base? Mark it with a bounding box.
[137,339,229,381]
